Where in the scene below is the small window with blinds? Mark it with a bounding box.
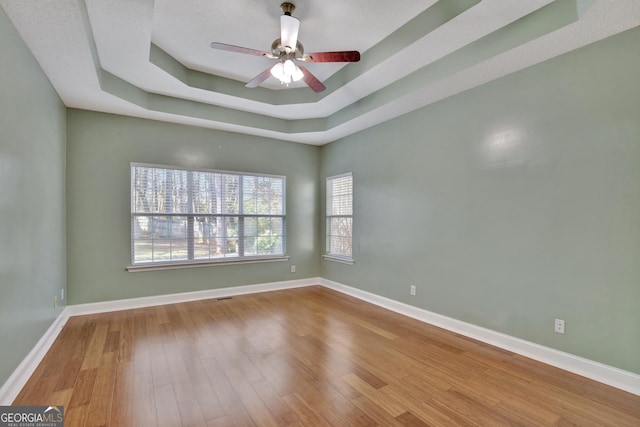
[130,164,285,267]
[326,173,353,261]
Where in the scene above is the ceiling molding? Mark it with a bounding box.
[2,0,639,145]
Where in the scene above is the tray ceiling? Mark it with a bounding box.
[2,0,639,145]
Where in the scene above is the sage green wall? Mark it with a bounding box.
[0,9,66,387]
[66,110,320,304]
[320,28,640,374]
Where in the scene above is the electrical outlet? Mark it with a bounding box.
[290,265,296,273]
[554,318,565,334]
[410,285,416,296]
[61,288,65,301]
[54,295,58,308]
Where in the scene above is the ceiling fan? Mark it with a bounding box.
[211,2,360,92]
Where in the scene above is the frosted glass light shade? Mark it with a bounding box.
[270,62,284,79]
[280,14,300,50]
[283,59,296,75]
[291,65,304,82]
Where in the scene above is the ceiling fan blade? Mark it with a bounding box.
[280,14,300,51]
[211,42,274,58]
[302,51,361,63]
[245,66,274,88]
[297,65,326,93]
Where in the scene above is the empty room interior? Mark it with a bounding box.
[1,0,639,425]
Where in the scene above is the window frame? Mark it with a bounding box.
[128,163,287,271]
[324,172,354,265]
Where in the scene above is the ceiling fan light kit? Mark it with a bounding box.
[211,2,360,92]
[270,60,304,84]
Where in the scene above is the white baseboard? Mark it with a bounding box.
[0,310,71,405]
[66,278,317,316]
[319,278,640,396]
[2,276,638,404]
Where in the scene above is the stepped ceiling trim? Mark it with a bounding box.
[2,0,639,145]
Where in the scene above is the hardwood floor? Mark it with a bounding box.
[14,286,640,426]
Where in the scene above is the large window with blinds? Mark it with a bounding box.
[130,164,285,266]
[326,172,353,261]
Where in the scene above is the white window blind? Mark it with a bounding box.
[131,164,285,265]
[326,173,353,259]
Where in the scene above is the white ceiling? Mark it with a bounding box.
[2,0,639,145]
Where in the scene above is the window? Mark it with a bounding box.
[325,173,353,261]
[130,164,285,267]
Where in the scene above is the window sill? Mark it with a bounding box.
[322,255,354,265]
[127,256,289,272]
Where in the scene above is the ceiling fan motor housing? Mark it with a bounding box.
[280,2,295,15]
[271,39,304,58]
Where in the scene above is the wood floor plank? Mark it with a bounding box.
[81,323,109,370]
[351,395,405,426]
[200,355,257,426]
[13,286,640,426]
[153,383,181,427]
[250,378,300,426]
[176,398,207,427]
[293,374,373,426]
[490,400,560,427]
[67,368,98,409]
[342,373,407,417]
[395,410,430,427]
[116,314,134,365]
[53,320,93,392]
[84,351,117,427]
[49,388,74,409]
[425,388,516,426]
[14,375,57,406]
[282,392,329,427]
[223,363,280,427]
[206,415,231,427]
[109,361,135,427]
[64,405,89,427]
[583,382,640,418]
[149,351,172,388]
[530,379,640,426]
[182,352,226,421]
[404,399,465,426]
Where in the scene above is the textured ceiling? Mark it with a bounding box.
[2,0,639,145]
